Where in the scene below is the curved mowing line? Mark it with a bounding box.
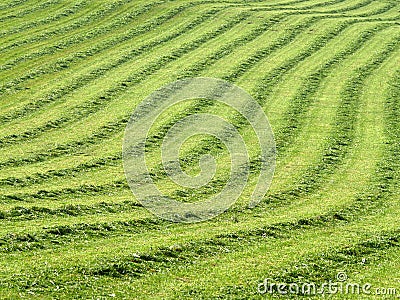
[0,0,64,22]
[1,0,115,38]
[0,23,394,207]
[0,19,379,186]
[0,14,298,148]
[144,23,392,189]
[0,11,253,166]
[0,9,223,143]
[222,0,397,83]
[221,16,319,82]
[172,36,400,211]
[9,96,397,263]
[0,13,307,147]
[0,0,386,89]
[0,200,141,221]
[0,1,178,78]
[0,4,217,113]
[1,0,388,99]
[0,18,380,189]
[0,0,335,43]
[254,0,395,19]
[268,230,400,290]
[1,65,398,249]
[256,0,371,13]
[0,0,278,65]
[0,1,219,80]
[348,0,399,18]
[183,230,400,298]
[0,179,128,203]
[253,0,315,8]
[273,23,390,155]
[0,11,281,147]
[1,130,397,253]
[277,36,399,200]
[0,0,30,11]
[0,154,121,188]
[0,17,394,190]
[0,0,160,54]
[0,16,320,182]
[271,0,349,11]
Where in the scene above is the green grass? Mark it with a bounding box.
[0,0,399,299]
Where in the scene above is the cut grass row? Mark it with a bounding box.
[0,0,64,23]
[1,0,396,248]
[0,22,394,197]
[0,17,370,165]
[0,14,307,162]
[1,1,399,299]
[1,36,395,247]
[1,0,129,51]
[0,1,394,149]
[4,1,396,144]
[1,177,398,297]
[0,1,201,91]
[0,21,396,211]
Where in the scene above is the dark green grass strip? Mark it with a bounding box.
[268,0,348,11]
[0,1,183,87]
[0,18,380,188]
[0,1,224,89]
[2,30,399,254]
[0,14,310,168]
[280,35,400,200]
[0,0,29,11]
[188,229,400,298]
[0,117,129,169]
[348,0,399,18]
[0,22,393,208]
[1,0,129,40]
[0,0,63,22]
[0,15,317,142]
[221,16,319,82]
[0,11,280,147]
[2,0,391,118]
[0,6,222,123]
[0,15,317,152]
[0,9,222,144]
[5,229,399,295]
[0,16,320,201]
[0,19,385,199]
[2,173,397,286]
[147,23,394,196]
[0,155,121,188]
[2,65,398,250]
[1,0,90,38]
[0,200,141,221]
[1,20,395,200]
[256,0,370,13]
[0,179,128,203]
[0,0,160,56]
[2,0,391,92]
[254,0,396,19]
[0,11,252,166]
[274,23,390,155]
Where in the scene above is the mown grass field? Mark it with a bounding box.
[1,0,399,299]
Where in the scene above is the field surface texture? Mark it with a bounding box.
[0,0,399,299]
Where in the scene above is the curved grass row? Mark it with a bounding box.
[0,0,399,298]
[0,25,397,245]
